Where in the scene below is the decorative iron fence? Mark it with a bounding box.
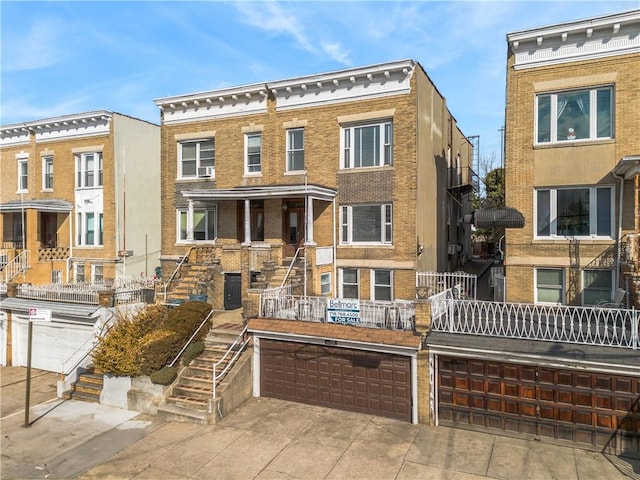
[260,293,415,331]
[416,271,477,299]
[15,279,155,305]
[431,295,639,350]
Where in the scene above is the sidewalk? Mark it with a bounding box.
[2,366,637,480]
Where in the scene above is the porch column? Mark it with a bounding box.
[305,196,316,245]
[242,199,251,246]
[187,199,194,242]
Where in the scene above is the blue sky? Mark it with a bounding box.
[1,1,637,166]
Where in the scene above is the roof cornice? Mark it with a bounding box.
[507,10,640,70]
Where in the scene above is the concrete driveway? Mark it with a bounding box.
[2,366,638,479]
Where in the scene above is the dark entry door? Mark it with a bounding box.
[40,213,57,247]
[224,273,242,310]
[283,201,305,258]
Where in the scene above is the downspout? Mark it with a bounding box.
[613,171,624,291]
[332,197,337,297]
[67,209,73,283]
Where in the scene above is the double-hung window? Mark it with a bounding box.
[583,269,613,305]
[340,204,392,244]
[76,152,103,188]
[42,156,53,190]
[535,86,613,144]
[75,264,86,283]
[179,139,215,178]
[320,272,331,296]
[286,128,305,172]
[17,158,28,192]
[342,120,393,169]
[92,264,104,284]
[245,133,262,174]
[340,268,359,299]
[372,269,392,301]
[177,207,217,242]
[535,268,564,304]
[76,212,103,247]
[535,186,612,238]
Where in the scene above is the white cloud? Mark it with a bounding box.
[2,17,71,72]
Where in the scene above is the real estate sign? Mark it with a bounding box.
[326,298,360,325]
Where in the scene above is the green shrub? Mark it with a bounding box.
[149,366,178,385]
[165,301,212,341]
[139,329,181,376]
[181,340,205,365]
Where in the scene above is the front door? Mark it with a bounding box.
[224,273,242,310]
[283,201,305,258]
[40,213,58,247]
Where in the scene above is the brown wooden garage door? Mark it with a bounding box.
[260,339,412,421]
[437,356,640,455]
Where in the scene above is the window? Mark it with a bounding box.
[320,272,331,296]
[340,204,392,244]
[51,270,62,284]
[583,269,613,305]
[342,121,393,168]
[42,156,53,190]
[18,158,28,192]
[76,212,103,246]
[245,133,262,174]
[535,268,564,304]
[177,207,217,242]
[179,139,215,178]
[92,264,104,284]
[340,268,359,299]
[372,269,392,301]
[536,87,613,144]
[76,152,103,188]
[286,128,305,172]
[75,264,85,283]
[535,186,612,238]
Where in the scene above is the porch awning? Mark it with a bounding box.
[181,184,337,202]
[614,155,640,180]
[0,199,73,213]
[0,297,102,324]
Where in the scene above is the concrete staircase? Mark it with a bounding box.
[166,247,218,304]
[262,258,305,289]
[63,366,103,403]
[156,321,246,424]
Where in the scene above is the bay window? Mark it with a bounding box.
[535,186,612,238]
[341,204,392,244]
[76,212,103,246]
[342,120,393,168]
[536,86,613,144]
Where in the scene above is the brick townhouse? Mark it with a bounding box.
[154,59,475,310]
[504,10,640,307]
[0,111,161,285]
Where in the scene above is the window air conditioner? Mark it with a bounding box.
[198,166,215,177]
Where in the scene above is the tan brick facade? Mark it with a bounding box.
[505,12,640,306]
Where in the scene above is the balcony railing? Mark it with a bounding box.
[448,166,479,192]
[430,295,639,350]
[416,271,477,299]
[260,293,415,331]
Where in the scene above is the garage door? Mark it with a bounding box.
[437,356,640,455]
[260,339,412,421]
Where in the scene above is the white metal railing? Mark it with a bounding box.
[431,297,639,350]
[168,309,216,368]
[17,283,99,304]
[260,294,415,331]
[163,246,195,302]
[281,246,304,288]
[213,325,250,398]
[3,250,30,283]
[416,271,476,299]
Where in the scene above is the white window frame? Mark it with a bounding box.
[320,272,331,296]
[371,269,393,302]
[178,138,215,179]
[75,152,103,188]
[286,128,305,172]
[176,207,217,243]
[17,158,28,192]
[51,270,62,284]
[534,186,613,239]
[42,155,53,190]
[76,211,103,247]
[534,268,565,305]
[245,133,262,175]
[340,204,393,245]
[74,263,86,283]
[92,264,104,284]
[341,120,393,169]
[535,86,613,145]
[339,268,359,299]
[582,269,614,306]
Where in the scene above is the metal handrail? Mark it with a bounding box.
[4,250,30,282]
[167,309,215,367]
[213,325,249,398]
[281,246,304,288]
[163,245,195,302]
